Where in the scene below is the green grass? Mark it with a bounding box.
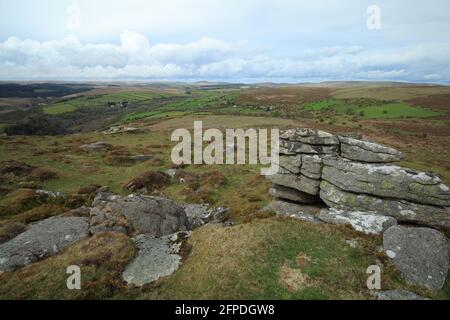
[122,90,238,122]
[304,99,441,119]
[1,111,449,300]
[137,218,446,300]
[43,92,168,115]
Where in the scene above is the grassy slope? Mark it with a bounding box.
[43,92,171,115]
[304,99,441,119]
[0,85,449,300]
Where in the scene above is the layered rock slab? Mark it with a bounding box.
[338,136,404,163]
[318,208,397,235]
[322,158,450,207]
[320,181,450,230]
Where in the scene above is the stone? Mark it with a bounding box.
[277,155,302,174]
[346,239,359,248]
[129,155,153,162]
[80,141,112,152]
[322,158,450,207]
[320,181,450,231]
[35,189,66,199]
[370,290,429,300]
[318,208,397,235]
[182,203,230,229]
[0,217,89,272]
[300,155,324,180]
[269,184,319,204]
[267,173,320,195]
[339,136,404,163]
[281,128,339,145]
[280,140,338,155]
[102,126,147,135]
[165,169,178,178]
[383,225,448,291]
[268,200,322,223]
[122,232,188,286]
[90,193,190,237]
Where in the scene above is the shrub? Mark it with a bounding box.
[124,171,170,192]
[27,167,59,181]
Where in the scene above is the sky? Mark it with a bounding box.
[0,0,449,83]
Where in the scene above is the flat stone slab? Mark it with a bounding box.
[370,290,429,300]
[280,140,339,155]
[122,232,188,286]
[267,172,320,195]
[383,225,449,291]
[318,208,397,235]
[0,217,90,272]
[322,157,450,207]
[268,200,322,223]
[281,128,339,145]
[320,180,450,231]
[339,136,403,163]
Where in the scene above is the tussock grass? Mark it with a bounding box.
[0,233,136,300]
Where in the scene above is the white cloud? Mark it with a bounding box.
[0,31,449,83]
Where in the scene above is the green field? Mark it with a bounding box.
[121,90,236,122]
[304,99,441,119]
[43,92,168,115]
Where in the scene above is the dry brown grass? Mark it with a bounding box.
[27,167,59,181]
[278,261,313,292]
[124,171,170,192]
[0,221,26,244]
[0,232,136,299]
[235,87,332,106]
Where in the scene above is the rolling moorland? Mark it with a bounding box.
[0,81,449,299]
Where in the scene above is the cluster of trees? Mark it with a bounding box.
[5,115,67,136]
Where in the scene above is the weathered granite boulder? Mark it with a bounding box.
[383,225,448,291]
[182,203,229,229]
[0,217,90,272]
[267,200,322,223]
[268,127,450,236]
[267,173,320,195]
[370,290,429,300]
[281,128,339,145]
[89,193,190,237]
[320,181,450,230]
[322,158,450,207]
[280,140,338,155]
[318,208,397,235]
[300,155,323,180]
[122,232,188,286]
[269,184,320,204]
[339,136,403,163]
[277,155,302,174]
